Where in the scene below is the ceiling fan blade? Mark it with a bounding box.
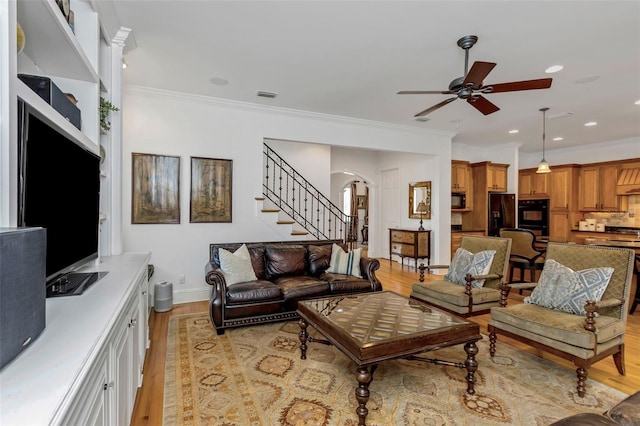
[398,90,455,95]
[485,78,553,93]
[414,97,457,117]
[463,61,496,88]
[467,95,500,115]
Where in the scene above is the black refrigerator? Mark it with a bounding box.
[488,193,516,236]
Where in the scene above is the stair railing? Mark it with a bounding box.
[263,143,357,242]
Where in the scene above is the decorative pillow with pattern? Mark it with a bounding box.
[444,248,496,288]
[524,259,614,315]
[325,244,362,278]
[219,244,258,286]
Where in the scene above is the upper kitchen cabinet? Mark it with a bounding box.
[548,165,580,211]
[579,164,627,211]
[518,168,549,199]
[451,160,471,192]
[472,161,509,192]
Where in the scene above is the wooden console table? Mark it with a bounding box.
[389,228,431,269]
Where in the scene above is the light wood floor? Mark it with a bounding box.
[130,259,640,426]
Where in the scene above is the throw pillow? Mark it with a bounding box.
[524,259,614,316]
[218,244,258,286]
[444,248,496,288]
[326,244,362,278]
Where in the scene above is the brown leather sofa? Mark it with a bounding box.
[549,390,640,425]
[205,240,382,334]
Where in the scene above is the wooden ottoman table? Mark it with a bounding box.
[297,291,482,426]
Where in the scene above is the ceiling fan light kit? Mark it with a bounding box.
[536,107,551,174]
[399,35,553,117]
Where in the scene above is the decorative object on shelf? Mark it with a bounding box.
[57,0,70,21]
[190,157,232,223]
[65,93,77,105]
[67,10,75,33]
[536,107,551,174]
[16,22,25,54]
[131,153,180,224]
[408,181,431,220]
[416,201,429,231]
[100,97,119,133]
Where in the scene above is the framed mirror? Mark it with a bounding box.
[408,181,431,220]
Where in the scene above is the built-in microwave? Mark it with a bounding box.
[452,193,466,209]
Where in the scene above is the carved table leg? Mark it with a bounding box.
[298,318,308,360]
[464,341,479,395]
[576,367,587,398]
[355,365,377,426]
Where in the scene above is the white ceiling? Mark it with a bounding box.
[112,1,640,153]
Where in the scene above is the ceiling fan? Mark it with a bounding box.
[398,35,553,117]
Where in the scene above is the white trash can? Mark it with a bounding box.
[154,281,173,313]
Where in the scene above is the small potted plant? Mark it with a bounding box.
[100,97,119,133]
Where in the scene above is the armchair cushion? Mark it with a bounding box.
[444,248,496,288]
[219,244,258,286]
[525,259,614,315]
[490,303,625,349]
[326,244,362,278]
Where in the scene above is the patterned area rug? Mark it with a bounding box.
[163,313,627,426]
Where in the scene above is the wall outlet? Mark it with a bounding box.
[178,275,186,285]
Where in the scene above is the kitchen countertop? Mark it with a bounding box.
[451,229,485,233]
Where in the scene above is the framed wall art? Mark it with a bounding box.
[131,153,181,224]
[190,157,232,223]
[356,195,367,210]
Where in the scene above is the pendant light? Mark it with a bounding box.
[536,107,551,174]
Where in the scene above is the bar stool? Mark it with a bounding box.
[499,228,545,292]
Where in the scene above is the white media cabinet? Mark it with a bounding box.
[0,253,151,425]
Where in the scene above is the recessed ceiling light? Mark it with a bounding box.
[508,129,519,134]
[553,137,564,141]
[575,75,600,84]
[256,90,278,98]
[415,116,430,122]
[584,121,598,127]
[545,65,563,74]
[209,77,229,86]
[635,99,640,105]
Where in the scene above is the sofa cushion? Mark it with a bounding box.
[525,259,614,316]
[607,390,640,426]
[326,244,362,278]
[219,244,258,286]
[264,245,307,280]
[307,244,333,276]
[226,280,282,305]
[273,276,330,300]
[490,303,624,348]
[320,273,373,294]
[412,280,502,306]
[247,247,266,280]
[444,248,496,288]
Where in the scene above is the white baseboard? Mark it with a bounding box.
[150,286,209,307]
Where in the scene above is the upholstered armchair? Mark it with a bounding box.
[488,242,635,398]
[410,235,512,317]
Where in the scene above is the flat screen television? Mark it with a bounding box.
[17,99,105,297]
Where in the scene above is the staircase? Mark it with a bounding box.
[260,144,357,243]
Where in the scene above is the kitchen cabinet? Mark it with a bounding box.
[451,160,471,192]
[487,163,509,192]
[518,169,549,199]
[389,229,431,268]
[451,231,485,259]
[0,254,151,425]
[579,164,627,211]
[462,162,510,232]
[549,210,571,243]
[547,165,580,242]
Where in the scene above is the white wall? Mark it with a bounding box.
[122,86,453,303]
[519,136,640,169]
